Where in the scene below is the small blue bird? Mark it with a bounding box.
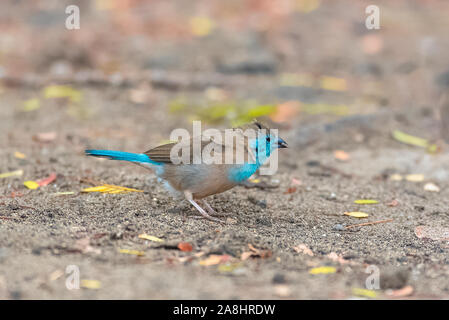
[85,121,287,222]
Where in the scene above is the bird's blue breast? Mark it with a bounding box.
[227,163,260,183]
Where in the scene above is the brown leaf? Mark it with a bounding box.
[387,199,399,207]
[327,252,349,265]
[284,187,297,194]
[37,173,57,186]
[241,251,254,261]
[334,150,350,161]
[386,285,414,298]
[415,225,449,241]
[293,244,314,256]
[247,244,272,259]
[33,132,57,143]
[177,242,193,252]
[199,254,231,266]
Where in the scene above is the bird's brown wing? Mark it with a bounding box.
[144,132,253,165]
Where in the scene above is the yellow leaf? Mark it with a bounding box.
[138,234,164,242]
[52,191,75,196]
[320,76,347,92]
[405,174,425,182]
[218,262,243,273]
[278,73,314,87]
[392,130,429,148]
[296,0,320,13]
[354,199,379,204]
[352,288,378,298]
[24,180,40,189]
[14,151,26,159]
[189,17,214,37]
[0,169,23,179]
[344,211,369,218]
[81,184,143,194]
[43,85,82,103]
[301,103,349,116]
[334,150,350,161]
[309,266,337,275]
[199,254,230,266]
[80,279,101,289]
[118,249,145,256]
[22,98,40,111]
[389,174,403,181]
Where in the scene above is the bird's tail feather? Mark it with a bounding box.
[85,149,158,164]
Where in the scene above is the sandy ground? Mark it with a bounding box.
[1,0,449,299]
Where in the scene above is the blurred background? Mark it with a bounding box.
[1,0,449,299]
[1,0,448,141]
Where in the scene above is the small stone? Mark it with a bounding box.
[333,224,345,231]
[327,193,337,200]
[272,273,286,284]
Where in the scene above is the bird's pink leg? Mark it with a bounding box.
[184,191,223,223]
[201,200,217,215]
[200,200,230,218]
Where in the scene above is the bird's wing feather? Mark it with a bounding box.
[145,131,254,164]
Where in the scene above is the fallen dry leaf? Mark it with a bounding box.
[177,242,193,252]
[309,266,337,275]
[284,187,297,194]
[34,132,57,143]
[334,150,350,161]
[270,101,300,123]
[241,251,254,261]
[73,237,101,254]
[37,173,57,187]
[80,279,101,289]
[14,151,26,159]
[352,287,377,298]
[327,252,349,265]
[138,234,164,242]
[387,199,399,207]
[320,76,347,92]
[424,182,440,192]
[354,199,378,204]
[0,170,23,179]
[405,174,425,182]
[118,248,145,256]
[274,284,292,297]
[199,254,231,266]
[415,225,449,241]
[82,184,143,194]
[293,244,314,256]
[386,285,414,298]
[23,180,39,190]
[344,211,369,218]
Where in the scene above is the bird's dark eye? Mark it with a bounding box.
[266,137,271,142]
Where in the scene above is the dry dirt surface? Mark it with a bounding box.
[1,0,449,299]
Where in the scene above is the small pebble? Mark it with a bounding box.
[327,193,337,200]
[333,224,345,231]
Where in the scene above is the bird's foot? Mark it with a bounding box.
[188,199,225,223]
[201,200,230,217]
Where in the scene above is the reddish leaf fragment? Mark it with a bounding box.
[415,225,449,241]
[284,187,297,194]
[37,173,57,186]
[33,132,57,143]
[177,242,193,252]
[387,199,399,207]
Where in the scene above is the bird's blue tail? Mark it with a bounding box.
[85,149,159,165]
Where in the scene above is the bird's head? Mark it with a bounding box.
[242,120,288,163]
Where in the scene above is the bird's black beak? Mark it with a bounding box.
[277,138,288,149]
